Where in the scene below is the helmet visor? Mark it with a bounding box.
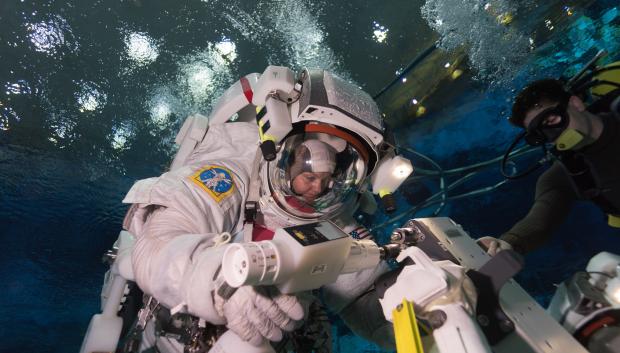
[268,132,367,219]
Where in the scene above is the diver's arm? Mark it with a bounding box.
[335,279,396,349]
[321,218,395,349]
[500,163,577,254]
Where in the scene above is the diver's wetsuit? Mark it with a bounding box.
[500,113,620,254]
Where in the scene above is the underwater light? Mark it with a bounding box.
[416,105,427,117]
[78,94,100,112]
[111,124,133,150]
[75,81,107,112]
[0,101,18,131]
[188,66,214,96]
[5,80,33,95]
[125,32,159,66]
[214,39,238,63]
[26,15,77,56]
[151,101,171,126]
[215,40,235,57]
[545,19,554,30]
[497,13,513,25]
[451,69,463,80]
[372,21,389,43]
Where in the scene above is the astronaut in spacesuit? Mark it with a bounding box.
[120,67,401,352]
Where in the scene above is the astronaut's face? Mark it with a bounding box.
[291,171,332,203]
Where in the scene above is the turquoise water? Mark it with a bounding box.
[1,1,620,352]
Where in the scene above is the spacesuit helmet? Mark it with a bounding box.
[263,68,387,220]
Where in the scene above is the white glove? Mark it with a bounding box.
[476,236,513,256]
[213,285,305,346]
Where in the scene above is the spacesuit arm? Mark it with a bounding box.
[500,163,577,254]
[131,205,232,325]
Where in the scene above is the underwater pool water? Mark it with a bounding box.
[1,1,620,352]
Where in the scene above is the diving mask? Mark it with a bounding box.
[524,101,570,146]
[525,101,594,150]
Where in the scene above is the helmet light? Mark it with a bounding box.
[372,155,414,196]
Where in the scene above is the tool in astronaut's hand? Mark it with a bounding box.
[220,221,399,294]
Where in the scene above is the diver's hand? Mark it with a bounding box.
[213,285,304,346]
[477,236,513,256]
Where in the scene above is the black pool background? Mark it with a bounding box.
[1,1,620,352]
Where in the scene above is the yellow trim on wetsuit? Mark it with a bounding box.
[608,214,620,228]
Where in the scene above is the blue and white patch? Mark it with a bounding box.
[190,165,235,202]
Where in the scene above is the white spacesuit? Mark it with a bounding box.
[117,67,406,352]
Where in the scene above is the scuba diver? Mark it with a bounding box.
[480,72,620,255]
[97,66,407,353]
